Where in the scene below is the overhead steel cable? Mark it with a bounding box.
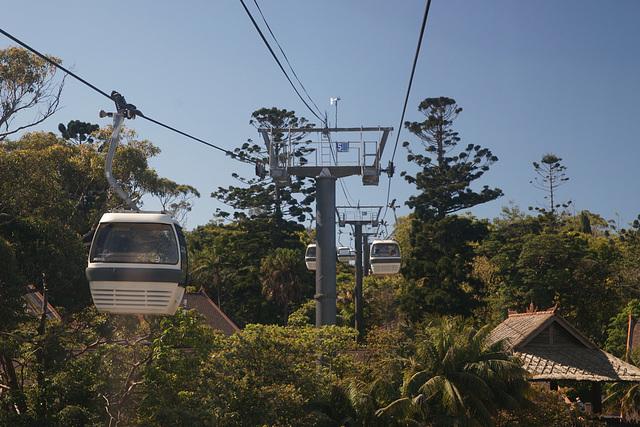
[0,27,254,165]
[380,0,433,227]
[0,28,112,100]
[251,0,325,123]
[389,0,433,163]
[238,0,325,124]
[138,115,253,164]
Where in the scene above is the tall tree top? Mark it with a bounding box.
[417,96,462,121]
[213,107,315,222]
[405,97,462,161]
[402,97,502,219]
[530,153,570,216]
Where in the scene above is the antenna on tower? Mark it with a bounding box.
[330,97,341,128]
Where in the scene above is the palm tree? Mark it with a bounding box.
[260,248,306,325]
[306,376,412,426]
[190,247,228,308]
[397,316,530,426]
[603,353,640,418]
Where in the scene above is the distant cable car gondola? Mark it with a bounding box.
[305,243,317,270]
[370,239,401,275]
[86,212,189,315]
[337,246,355,263]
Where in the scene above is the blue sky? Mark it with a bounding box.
[2,1,640,234]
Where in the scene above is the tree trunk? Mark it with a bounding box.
[0,354,26,413]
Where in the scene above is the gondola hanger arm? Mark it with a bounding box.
[100,91,140,210]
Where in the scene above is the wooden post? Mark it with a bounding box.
[626,309,633,362]
[591,382,602,414]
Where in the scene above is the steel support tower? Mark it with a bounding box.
[259,127,392,327]
[336,206,382,340]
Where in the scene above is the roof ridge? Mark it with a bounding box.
[508,303,558,317]
[508,310,556,317]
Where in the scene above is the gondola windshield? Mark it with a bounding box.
[337,246,355,263]
[371,242,399,258]
[90,222,179,265]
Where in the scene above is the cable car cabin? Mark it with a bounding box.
[305,243,317,270]
[370,239,401,275]
[337,246,355,263]
[86,212,188,315]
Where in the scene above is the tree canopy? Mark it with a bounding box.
[0,47,65,140]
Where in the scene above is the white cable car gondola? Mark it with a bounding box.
[337,246,355,263]
[370,239,402,275]
[86,100,188,315]
[86,212,188,315]
[305,243,317,270]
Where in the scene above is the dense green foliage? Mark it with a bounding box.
[261,247,307,325]
[400,215,490,319]
[476,214,625,342]
[400,97,502,320]
[58,120,99,144]
[188,216,314,327]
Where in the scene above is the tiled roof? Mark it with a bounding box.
[518,348,640,382]
[489,312,556,348]
[23,285,62,321]
[489,310,640,382]
[181,288,241,337]
[489,310,596,349]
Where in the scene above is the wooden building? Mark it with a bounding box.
[489,306,640,414]
[628,313,640,361]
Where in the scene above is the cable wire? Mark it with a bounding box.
[251,0,325,122]
[389,0,432,163]
[0,28,112,100]
[0,27,253,164]
[139,115,253,163]
[238,0,325,124]
[379,0,433,226]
